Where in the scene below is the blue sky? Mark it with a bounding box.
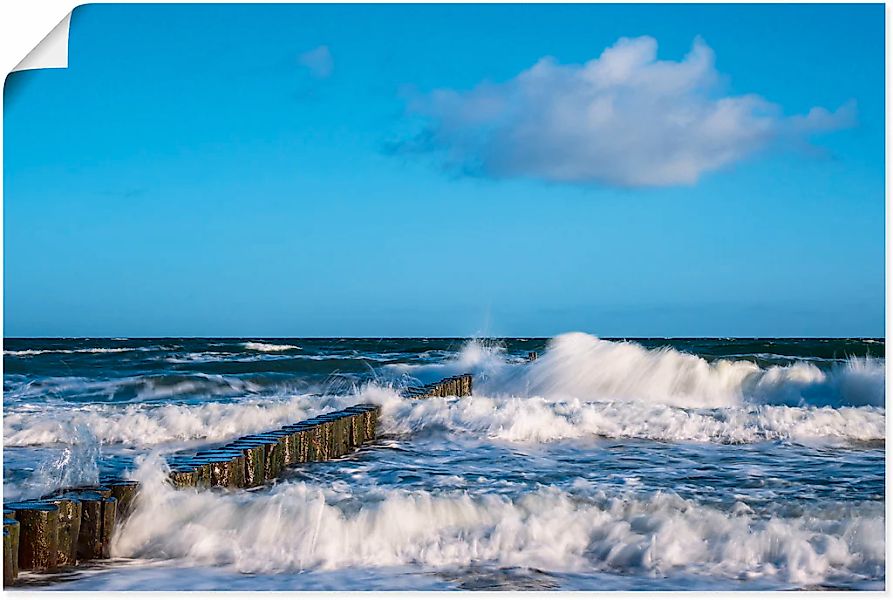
[4,3,884,337]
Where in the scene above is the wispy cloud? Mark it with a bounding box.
[398,36,856,188]
[298,45,334,79]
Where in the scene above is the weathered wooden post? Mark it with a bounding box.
[3,530,13,587]
[322,417,338,459]
[281,424,313,463]
[356,404,380,440]
[339,408,362,448]
[168,465,199,489]
[68,491,106,561]
[99,497,117,559]
[248,434,285,480]
[44,497,81,567]
[3,517,20,583]
[187,460,213,488]
[196,452,244,489]
[6,502,59,572]
[299,418,328,461]
[223,441,266,487]
[323,413,349,457]
[266,430,299,466]
[102,480,140,520]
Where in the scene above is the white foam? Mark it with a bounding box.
[112,459,884,586]
[3,394,345,447]
[373,388,885,444]
[243,342,302,352]
[398,333,884,409]
[4,347,141,356]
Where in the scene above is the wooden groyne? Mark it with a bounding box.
[406,374,473,399]
[3,479,138,584]
[166,403,381,490]
[2,374,472,587]
[2,403,381,586]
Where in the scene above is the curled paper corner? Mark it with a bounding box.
[12,12,72,73]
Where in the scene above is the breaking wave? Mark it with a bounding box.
[396,333,885,409]
[113,458,884,587]
[374,389,884,444]
[3,394,345,447]
[243,342,302,352]
[4,385,884,449]
[3,333,884,448]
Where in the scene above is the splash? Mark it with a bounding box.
[4,422,102,500]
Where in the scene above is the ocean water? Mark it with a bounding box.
[2,333,885,590]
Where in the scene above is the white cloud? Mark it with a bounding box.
[298,45,333,78]
[402,36,856,187]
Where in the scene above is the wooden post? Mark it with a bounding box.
[3,517,19,582]
[300,419,327,461]
[246,435,285,480]
[3,531,13,587]
[6,502,59,572]
[168,466,199,489]
[266,430,299,466]
[341,409,364,448]
[223,442,266,487]
[44,497,81,567]
[101,481,140,520]
[323,413,349,457]
[196,453,241,489]
[67,491,104,561]
[282,422,312,463]
[99,497,117,559]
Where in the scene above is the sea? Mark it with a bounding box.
[2,333,885,591]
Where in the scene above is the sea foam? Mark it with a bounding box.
[112,458,884,586]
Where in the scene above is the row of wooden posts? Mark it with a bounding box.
[3,403,381,586]
[406,373,473,399]
[3,479,140,584]
[166,403,381,489]
[3,374,474,587]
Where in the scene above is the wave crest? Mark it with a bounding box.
[375,388,884,444]
[406,333,884,409]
